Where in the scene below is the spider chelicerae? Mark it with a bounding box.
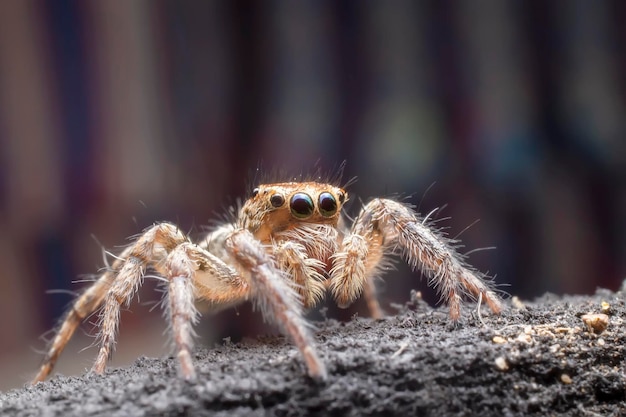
[33,180,503,383]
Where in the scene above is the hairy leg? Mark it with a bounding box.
[163,238,252,379]
[362,273,384,319]
[91,223,188,374]
[330,217,389,319]
[226,229,327,380]
[331,198,503,320]
[164,243,200,380]
[33,223,187,383]
[273,241,326,309]
[32,273,112,383]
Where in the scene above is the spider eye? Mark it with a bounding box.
[318,192,337,217]
[252,188,260,197]
[270,193,285,208]
[290,193,314,219]
[338,191,346,204]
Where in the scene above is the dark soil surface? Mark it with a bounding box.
[2,288,625,416]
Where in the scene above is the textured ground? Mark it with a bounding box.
[2,288,625,417]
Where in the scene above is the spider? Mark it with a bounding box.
[32,181,503,383]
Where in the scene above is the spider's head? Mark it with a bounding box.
[240,182,347,242]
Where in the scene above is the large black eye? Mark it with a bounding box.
[318,192,337,217]
[270,193,285,207]
[290,193,314,218]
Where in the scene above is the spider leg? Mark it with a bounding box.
[362,272,385,319]
[273,241,326,309]
[91,223,188,374]
[330,222,388,318]
[331,198,503,320]
[226,229,326,380]
[32,223,185,383]
[32,272,113,383]
[163,243,201,380]
[163,236,251,380]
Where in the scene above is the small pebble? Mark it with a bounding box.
[511,296,526,310]
[492,336,507,344]
[601,301,611,315]
[560,374,572,385]
[581,313,609,334]
[495,356,509,371]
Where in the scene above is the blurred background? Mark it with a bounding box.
[0,1,624,390]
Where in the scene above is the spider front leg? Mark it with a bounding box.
[331,198,503,320]
[273,241,326,309]
[226,229,327,380]
[329,225,388,319]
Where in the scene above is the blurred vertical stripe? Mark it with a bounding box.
[42,0,95,214]
[0,0,64,233]
[0,0,61,351]
[88,1,168,202]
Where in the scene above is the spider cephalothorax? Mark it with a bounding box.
[33,181,502,383]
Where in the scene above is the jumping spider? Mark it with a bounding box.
[33,181,503,383]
